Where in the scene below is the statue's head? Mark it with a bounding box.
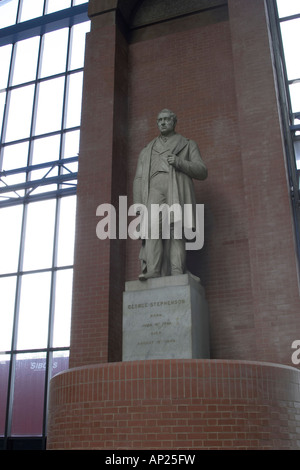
[157,109,177,136]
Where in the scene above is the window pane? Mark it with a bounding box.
[31,134,60,166]
[0,277,16,351]
[290,83,300,113]
[34,77,65,135]
[69,21,90,71]
[17,273,51,350]
[62,129,80,158]
[39,28,69,78]
[277,0,300,18]
[0,355,10,436]
[0,91,7,141]
[1,142,29,197]
[4,84,35,142]
[29,136,60,194]
[73,0,88,4]
[22,199,56,271]
[65,71,83,128]
[280,19,300,81]
[11,353,46,436]
[294,140,300,170]
[19,0,45,22]
[0,205,23,275]
[56,195,76,266]
[2,141,28,171]
[11,36,40,86]
[0,0,19,29]
[46,0,71,14]
[51,350,69,378]
[52,269,73,347]
[0,44,12,90]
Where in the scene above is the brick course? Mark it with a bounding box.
[47,360,300,450]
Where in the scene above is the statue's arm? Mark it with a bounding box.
[174,140,208,180]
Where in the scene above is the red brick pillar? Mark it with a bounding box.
[228,0,300,363]
[69,1,128,367]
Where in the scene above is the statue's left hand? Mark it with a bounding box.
[167,154,177,166]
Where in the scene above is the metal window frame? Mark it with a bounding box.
[0,2,89,47]
[0,0,88,449]
[266,0,300,273]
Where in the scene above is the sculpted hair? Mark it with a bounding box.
[157,109,177,126]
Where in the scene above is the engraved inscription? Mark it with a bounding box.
[128,298,185,310]
[125,298,186,348]
[123,283,195,360]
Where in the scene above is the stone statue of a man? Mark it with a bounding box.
[133,109,207,281]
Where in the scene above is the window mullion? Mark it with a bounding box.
[16,0,24,24]
[27,33,43,165]
[43,195,61,437]
[0,41,17,170]
[4,199,27,439]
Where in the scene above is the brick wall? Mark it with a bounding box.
[47,0,300,450]
[69,17,128,367]
[69,0,300,368]
[47,360,300,449]
[125,0,300,364]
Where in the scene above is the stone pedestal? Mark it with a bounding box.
[122,273,210,361]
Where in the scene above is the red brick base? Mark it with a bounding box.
[47,360,300,450]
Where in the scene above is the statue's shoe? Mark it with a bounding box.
[138,272,160,281]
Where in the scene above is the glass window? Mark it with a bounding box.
[1,141,29,195]
[73,0,88,5]
[56,195,76,266]
[17,273,51,350]
[65,71,83,129]
[11,352,46,436]
[0,276,17,351]
[280,19,300,81]
[4,84,35,143]
[46,0,71,15]
[0,44,12,90]
[31,135,60,194]
[0,1,89,446]
[0,92,6,142]
[30,134,60,166]
[51,350,69,378]
[0,205,23,275]
[2,141,29,172]
[289,83,300,113]
[34,77,65,136]
[277,0,300,18]
[294,140,300,170]
[52,269,73,347]
[22,199,56,271]
[39,28,69,78]
[0,354,10,436]
[0,0,19,30]
[69,21,90,71]
[19,0,45,23]
[11,36,40,86]
[29,136,60,195]
[62,129,80,158]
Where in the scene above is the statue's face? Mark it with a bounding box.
[157,112,175,136]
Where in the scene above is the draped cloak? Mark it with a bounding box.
[133,133,207,275]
